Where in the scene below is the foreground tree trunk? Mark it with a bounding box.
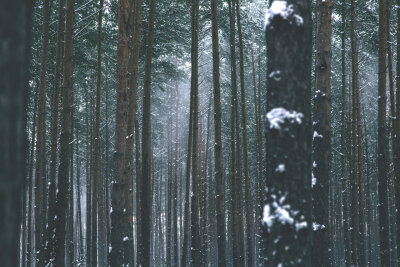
[396,0,400,261]
[110,0,133,265]
[263,0,313,265]
[312,0,332,265]
[54,0,75,265]
[0,1,32,266]
[139,0,156,265]
[378,0,390,265]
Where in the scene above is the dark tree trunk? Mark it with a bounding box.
[45,0,65,263]
[54,0,75,265]
[110,0,132,265]
[210,0,225,265]
[0,1,32,266]
[92,0,104,265]
[312,0,332,265]
[396,0,400,261]
[35,1,52,264]
[263,0,313,266]
[378,0,390,265]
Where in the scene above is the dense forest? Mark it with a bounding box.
[1,0,400,266]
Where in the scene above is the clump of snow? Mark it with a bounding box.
[312,172,317,188]
[313,222,326,231]
[264,1,303,29]
[313,131,323,140]
[269,70,282,81]
[275,164,285,173]
[266,108,303,130]
[123,236,129,242]
[263,193,307,232]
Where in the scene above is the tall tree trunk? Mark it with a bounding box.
[126,0,143,264]
[45,0,65,264]
[234,2,253,266]
[27,83,38,267]
[85,79,92,267]
[0,1,32,265]
[54,0,75,264]
[173,80,179,267]
[210,0,225,265]
[110,0,132,265]
[395,0,400,261]
[92,0,104,265]
[68,119,74,266]
[228,1,243,266]
[340,1,351,264]
[189,0,201,265]
[378,0,390,265]
[312,0,332,265]
[263,0,313,266]
[139,0,156,265]
[35,1,51,264]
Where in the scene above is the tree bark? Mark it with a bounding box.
[110,0,132,265]
[54,0,75,264]
[263,0,313,265]
[312,0,332,265]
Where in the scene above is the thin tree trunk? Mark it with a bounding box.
[54,0,75,264]
[234,2,253,266]
[312,0,332,265]
[92,0,104,265]
[139,0,156,264]
[263,0,313,265]
[378,0,390,265]
[27,83,38,267]
[395,0,400,261]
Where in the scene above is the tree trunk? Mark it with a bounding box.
[139,0,156,265]
[45,0,65,263]
[54,0,75,264]
[35,0,52,264]
[312,0,332,265]
[0,1,32,265]
[263,0,313,265]
[210,0,225,265]
[396,0,400,261]
[378,0,390,265]
[92,0,104,265]
[234,2,253,266]
[110,0,132,265]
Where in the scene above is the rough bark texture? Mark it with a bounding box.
[312,0,332,266]
[35,1,51,264]
[378,0,390,265]
[0,1,32,266]
[263,0,313,265]
[54,0,75,265]
[210,0,225,265]
[110,0,132,265]
[139,0,156,265]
